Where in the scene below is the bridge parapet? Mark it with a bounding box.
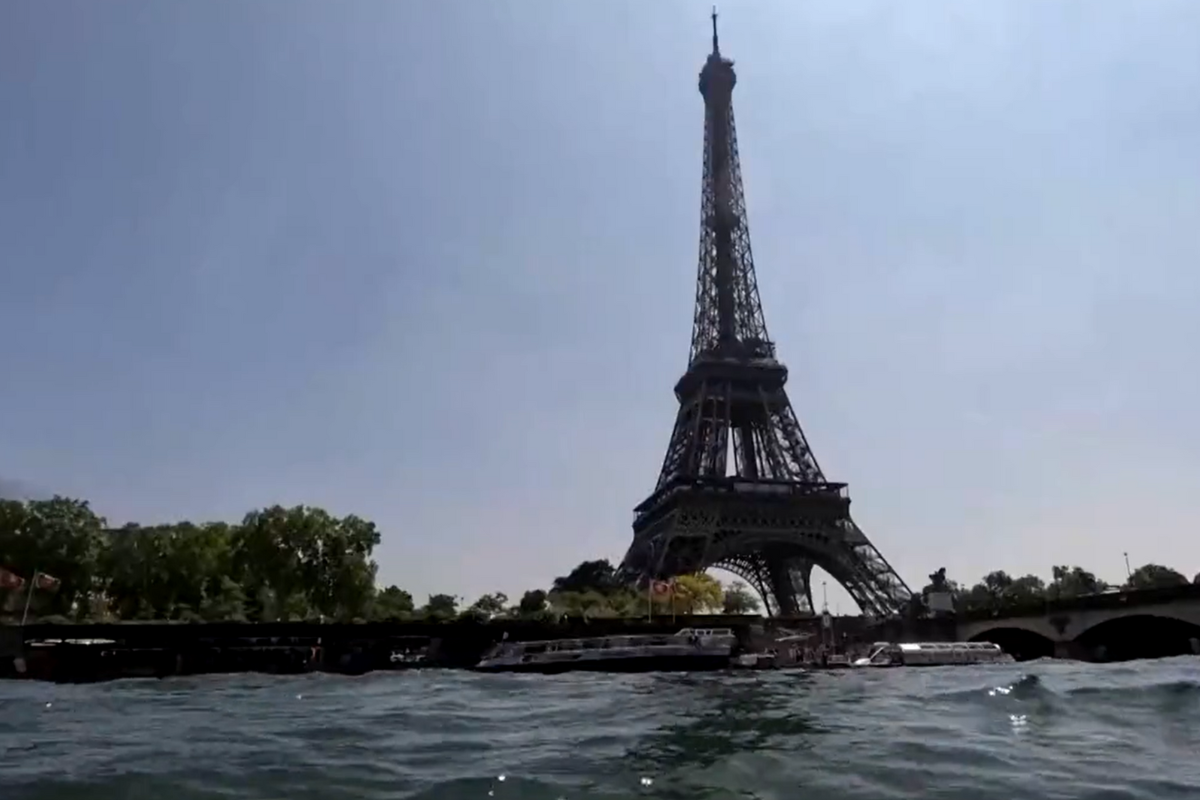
[957,582,1200,625]
[959,591,1200,644]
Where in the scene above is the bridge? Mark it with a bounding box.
[956,583,1200,661]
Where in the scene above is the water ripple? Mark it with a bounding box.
[3,659,1200,798]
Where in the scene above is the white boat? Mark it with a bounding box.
[852,641,1014,668]
[733,650,780,669]
[473,628,738,674]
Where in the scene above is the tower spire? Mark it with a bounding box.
[711,6,719,54]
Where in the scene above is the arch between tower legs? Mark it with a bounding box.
[715,552,816,617]
[640,504,892,617]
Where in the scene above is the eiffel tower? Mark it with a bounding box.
[619,12,912,618]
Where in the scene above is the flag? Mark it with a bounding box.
[34,572,61,591]
[0,567,24,590]
[651,579,674,597]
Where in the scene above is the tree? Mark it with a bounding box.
[958,572,1046,612]
[1048,565,1107,600]
[981,570,1013,598]
[199,577,247,622]
[551,560,620,594]
[1125,564,1189,591]
[100,521,244,621]
[517,589,548,616]
[467,592,508,619]
[672,573,723,614]
[26,490,1186,627]
[0,496,395,624]
[960,582,992,612]
[420,593,458,619]
[0,496,108,619]
[373,586,415,620]
[548,590,603,617]
[232,505,380,621]
[1004,574,1047,604]
[722,581,761,614]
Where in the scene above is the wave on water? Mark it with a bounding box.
[2,660,1200,799]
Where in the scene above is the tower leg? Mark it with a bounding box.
[798,559,815,613]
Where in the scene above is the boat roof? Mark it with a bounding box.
[496,629,733,649]
[896,641,1001,652]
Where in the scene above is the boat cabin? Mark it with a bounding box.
[853,641,1012,667]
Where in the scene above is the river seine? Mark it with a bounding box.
[2,657,1198,799]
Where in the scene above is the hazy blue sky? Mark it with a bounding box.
[2,0,1198,612]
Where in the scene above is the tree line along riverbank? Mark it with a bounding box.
[2,496,1196,625]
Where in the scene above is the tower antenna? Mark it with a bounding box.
[711,6,719,54]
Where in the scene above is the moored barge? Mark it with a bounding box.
[473,628,738,674]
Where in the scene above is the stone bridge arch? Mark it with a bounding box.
[960,616,1061,643]
[1071,601,1200,640]
[960,618,1058,661]
[958,597,1200,661]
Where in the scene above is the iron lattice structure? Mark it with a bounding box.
[619,14,912,618]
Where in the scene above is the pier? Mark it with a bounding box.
[1,617,771,682]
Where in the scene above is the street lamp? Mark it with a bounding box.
[1123,552,1132,580]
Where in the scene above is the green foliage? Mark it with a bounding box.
[539,562,762,620]
[233,505,380,621]
[955,570,1047,612]
[548,589,616,617]
[0,512,763,625]
[672,573,724,614]
[466,592,508,619]
[721,581,761,614]
[1047,565,1108,599]
[1124,563,1188,591]
[0,498,382,623]
[0,496,108,617]
[551,559,621,594]
[420,593,459,620]
[15,501,1189,628]
[200,577,248,622]
[373,586,415,620]
[516,589,548,616]
[923,561,1194,617]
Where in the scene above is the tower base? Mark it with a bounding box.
[621,477,907,617]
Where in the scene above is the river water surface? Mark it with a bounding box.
[2,658,1199,799]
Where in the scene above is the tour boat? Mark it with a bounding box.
[473,628,739,674]
[852,641,1014,668]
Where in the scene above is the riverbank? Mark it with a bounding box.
[2,615,947,682]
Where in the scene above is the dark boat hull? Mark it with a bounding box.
[473,653,732,674]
